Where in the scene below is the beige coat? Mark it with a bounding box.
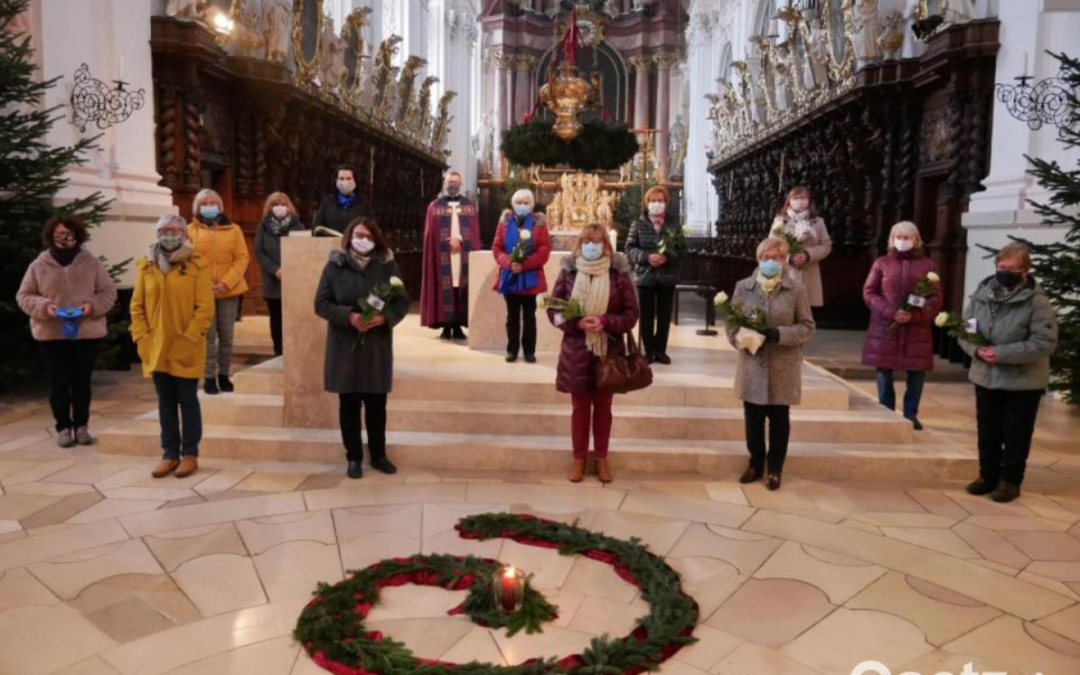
[775,214,831,307]
[725,275,816,406]
[16,250,118,341]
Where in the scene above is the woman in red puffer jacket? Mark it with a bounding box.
[861,221,942,430]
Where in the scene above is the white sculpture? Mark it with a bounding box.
[806,20,831,88]
[264,0,291,64]
[668,114,687,178]
[942,0,976,24]
[876,11,905,61]
[478,112,494,174]
[166,0,200,20]
[851,0,883,64]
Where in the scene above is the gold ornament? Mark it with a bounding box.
[538,60,601,142]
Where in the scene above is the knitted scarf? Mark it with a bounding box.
[786,208,814,241]
[151,242,194,275]
[571,255,612,357]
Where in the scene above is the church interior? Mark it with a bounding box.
[1,1,1080,675]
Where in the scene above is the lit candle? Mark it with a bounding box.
[499,566,518,612]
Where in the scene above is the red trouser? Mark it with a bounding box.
[571,391,615,458]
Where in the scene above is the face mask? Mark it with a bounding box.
[790,199,809,213]
[352,237,375,254]
[995,270,1022,288]
[514,204,532,218]
[199,206,220,221]
[159,232,185,252]
[581,242,604,261]
[894,239,914,252]
[54,233,76,249]
[647,202,666,216]
[271,205,289,220]
[337,180,355,195]
[759,260,783,279]
[446,185,461,197]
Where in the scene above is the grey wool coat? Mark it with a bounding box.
[774,215,831,307]
[314,248,409,395]
[254,215,303,300]
[959,276,1058,391]
[625,217,681,287]
[725,275,816,406]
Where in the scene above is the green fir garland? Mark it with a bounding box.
[294,513,698,675]
[500,117,639,173]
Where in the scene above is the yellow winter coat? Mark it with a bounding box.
[130,252,215,379]
[187,219,250,298]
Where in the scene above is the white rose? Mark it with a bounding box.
[934,312,949,328]
[770,220,785,234]
[714,291,729,305]
[389,276,404,288]
[926,272,940,283]
[519,230,532,241]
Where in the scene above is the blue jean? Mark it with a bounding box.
[153,372,202,458]
[876,368,926,420]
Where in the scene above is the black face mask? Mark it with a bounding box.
[995,270,1023,289]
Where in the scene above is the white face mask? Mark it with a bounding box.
[894,239,914,252]
[352,237,375,254]
[337,179,356,195]
[271,205,289,220]
[647,202,666,217]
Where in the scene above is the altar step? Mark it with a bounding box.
[228,356,853,410]
[94,421,974,480]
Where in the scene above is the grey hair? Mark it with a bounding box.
[155,213,187,232]
[756,236,790,260]
[511,188,535,206]
[887,221,922,251]
[192,188,223,213]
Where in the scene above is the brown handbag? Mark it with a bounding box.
[594,331,654,394]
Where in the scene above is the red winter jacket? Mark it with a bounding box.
[491,211,552,296]
[861,250,942,372]
[548,254,639,395]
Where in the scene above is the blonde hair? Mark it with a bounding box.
[888,221,922,251]
[997,242,1032,270]
[511,188,535,206]
[756,236,790,260]
[192,188,223,214]
[572,223,614,259]
[262,192,297,219]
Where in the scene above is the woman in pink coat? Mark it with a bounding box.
[861,221,942,430]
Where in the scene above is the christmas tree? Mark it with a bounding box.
[1010,52,1080,404]
[0,0,111,388]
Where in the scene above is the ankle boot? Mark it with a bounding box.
[595,457,613,484]
[568,458,586,483]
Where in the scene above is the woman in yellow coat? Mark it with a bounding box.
[187,188,250,395]
[131,215,215,479]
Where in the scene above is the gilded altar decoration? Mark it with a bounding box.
[538,9,601,141]
[547,173,607,232]
[395,56,427,125]
[431,91,456,153]
[291,0,323,85]
[372,35,403,117]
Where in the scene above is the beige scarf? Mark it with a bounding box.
[756,271,782,296]
[150,242,194,275]
[571,255,612,357]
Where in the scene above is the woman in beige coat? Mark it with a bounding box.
[726,236,816,490]
[772,186,831,308]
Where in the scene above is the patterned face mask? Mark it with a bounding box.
[159,232,185,252]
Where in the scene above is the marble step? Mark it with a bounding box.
[141,395,917,445]
[95,422,974,480]
[230,356,852,410]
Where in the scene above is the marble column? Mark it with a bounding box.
[630,55,652,133]
[654,52,678,181]
[490,51,509,175]
[514,53,537,123]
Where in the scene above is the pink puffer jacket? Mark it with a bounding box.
[861,251,942,372]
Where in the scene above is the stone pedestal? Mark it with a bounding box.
[467,251,571,352]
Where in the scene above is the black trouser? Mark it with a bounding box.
[638,284,675,356]
[38,339,100,432]
[744,402,791,474]
[338,393,388,462]
[504,294,538,357]
[152,372,202,458]
[267,298,283,356]
[975,385,1043,487]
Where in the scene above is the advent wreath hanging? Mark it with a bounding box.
[294,512,699,675]
[500,117,640,173]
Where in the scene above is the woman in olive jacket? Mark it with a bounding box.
[314,218,409,480]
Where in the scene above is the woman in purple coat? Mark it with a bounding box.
[548,224,639,485]
[861,222,943,430]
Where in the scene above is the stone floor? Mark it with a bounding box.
[1,321,1079,675]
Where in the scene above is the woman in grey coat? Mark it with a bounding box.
[959,243,1058,503]
[726,236,816,490]
[314,218,409,479]
[254,192,304,356]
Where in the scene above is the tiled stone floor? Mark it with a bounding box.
[1,328,1079,675]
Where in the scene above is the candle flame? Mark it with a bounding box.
[503,566,516,578]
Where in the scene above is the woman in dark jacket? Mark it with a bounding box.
[861,221,942,430]
[314,218,409,479]
[548,224,639,484]
[312,165,374,234]
[625,185,680,364]
[254,191,304,356]
[491,188,552,363]
[959,243,1058,503]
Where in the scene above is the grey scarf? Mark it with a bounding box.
[151,241,194,274]
[986,277,1025,317]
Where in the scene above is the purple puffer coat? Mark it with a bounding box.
[548,254,640,395]
[861,250,942,372]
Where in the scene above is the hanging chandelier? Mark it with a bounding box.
[538,9,601,142]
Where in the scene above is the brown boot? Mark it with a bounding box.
[152,459,180,479]
[595,457,613,484]
[568,458,586,483]
[175,456,199,478]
